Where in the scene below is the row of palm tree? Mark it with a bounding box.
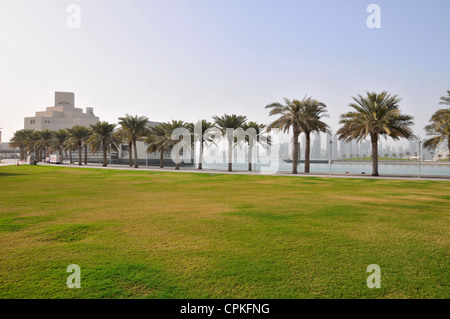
[9,90,450,176]
[9,115,268,171]
[144,117,267,171]
[267,90,449,176]
[9,123,119,167]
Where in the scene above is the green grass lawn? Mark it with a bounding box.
[0,165,448,299]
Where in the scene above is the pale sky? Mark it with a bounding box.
[1,0,449,146]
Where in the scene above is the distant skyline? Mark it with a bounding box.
[1,0,449,147]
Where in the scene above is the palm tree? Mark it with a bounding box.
[52,129,68,163]
[26,131,40,161]
[188,120,216,170]
[82,129,92,165]
[146,121,189,170]
[241,122,268,171]
[9,129,33,160]
[67,125,90,166]
[146,124,167,168]
[88,122,119,167]
[213,114,247,172]
[115,128,134,167]
[439,90,450,106]
[34,130,54,161]
[406,151,411,160]
[166,120,190,170]
[118,114,150,168]
[423,107,450,162]
[266,97,329,174]
[337,91,414,176]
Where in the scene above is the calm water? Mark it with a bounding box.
[200,160,450,176]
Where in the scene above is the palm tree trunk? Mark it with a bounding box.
[248,144,252,171]
[292,133,299,174]
[198,142,203,170]
[133,139,139,168]
[78,143,82,166]
[228,137,233,172]
[59,148,63,165]
[69,149,73,164]
[371,134,379,176]
[448,137,450,162]
[305,133,311,173]
[84,144,88,165]
[103,144,108,167]
[128,142,133,167]
[175,151,180,170]
[160,148,164,168]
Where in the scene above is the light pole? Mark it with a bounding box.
[418,137,422,179]
[329,134,333,176]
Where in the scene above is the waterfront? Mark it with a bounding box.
[201,160,450,176]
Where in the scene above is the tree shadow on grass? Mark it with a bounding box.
[0,172,27,177]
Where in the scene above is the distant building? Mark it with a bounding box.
[312,132,321,158]
[0,142,16,159]
[339,139,346,158]
[332,135,338,160]
[24,92,100,131]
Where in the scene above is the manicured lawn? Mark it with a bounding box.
[0,165,448,299]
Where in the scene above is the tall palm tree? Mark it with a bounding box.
[146,124,167,168]
[118,114,150,168]
[156,120,189,170]
[25,130,40,161]
[35,130,54,161]
[241,122,268,171]
[423,107,450,162]
[213,114,247,172]
[9,129,32,160]
[52,129,69,163]
[266,97,329,174]
[67,125,90,166]
[88,122,119,167]
[115,127,134,167]
[64,139,76,164]
[337,91,414,176]
[188,120,216,170]
[82,129,92,165]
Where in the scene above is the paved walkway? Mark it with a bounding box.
[2,159,449,181]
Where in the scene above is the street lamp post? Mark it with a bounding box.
[329,136,333,176]
[418,138,422,179]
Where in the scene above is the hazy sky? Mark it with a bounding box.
[1,0,449,146]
